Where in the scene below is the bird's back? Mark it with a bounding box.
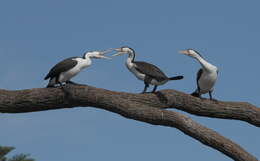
[44,57,78,80]
[134,61,167,81]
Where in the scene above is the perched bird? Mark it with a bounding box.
[179,49,218,100]
[113,46,184,93]
[44,50,111,88]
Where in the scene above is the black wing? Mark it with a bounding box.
[134,61,167,81]
[44,57,78,80]
[196,68,203,90]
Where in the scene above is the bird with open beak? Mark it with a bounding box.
[44,49,112,88]
[112,46,184,93]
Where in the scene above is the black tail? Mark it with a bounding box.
[191,91,200,98]
[44,75,49,80]
[169,76,184,80]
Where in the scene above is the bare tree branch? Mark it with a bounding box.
[0,84,258,161]
[1,85,259,127]
[146,90,260,127]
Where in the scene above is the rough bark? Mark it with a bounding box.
[0,84,259,161]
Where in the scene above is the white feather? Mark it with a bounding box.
[198,68,218,94]
[58,57,91,83]
[191,50,218,94]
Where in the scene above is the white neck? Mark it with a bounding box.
[85,53,95,59]
[194,54,216,72]
[126,52,135,64]
[83,55,92,64]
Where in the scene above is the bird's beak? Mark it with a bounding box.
[97,55,112,59]
[97,49,113,59]
[100,48,113,55]
[179,50,189,55]
[112,48,125,56]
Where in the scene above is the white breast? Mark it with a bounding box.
[59,58,91,83]
[198,69,218,94]
[126,62,145,81]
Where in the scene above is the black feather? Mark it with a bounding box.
[134,61,167,81]
[169,76,184,80]
[196,68,203,91]
[44,57,78,80]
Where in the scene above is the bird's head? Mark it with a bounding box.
[83,49,112,59]
[179,49,202,59]
[112,46,135,56]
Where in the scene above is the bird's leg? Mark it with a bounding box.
[152,85,158,93]
[209,91,218,102]
[198,87,201,97]
[142,83,149,93]
[209,91,213,100]
[142,76,152,94]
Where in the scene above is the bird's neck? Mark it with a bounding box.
[126,52,135,64]
[83,56,92,64]
[194,55,215,72]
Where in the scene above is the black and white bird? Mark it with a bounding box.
[113,46,184,93]
[179,49,218,100]
[44,50,111,88]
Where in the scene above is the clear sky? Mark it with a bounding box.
[0,0,259,160]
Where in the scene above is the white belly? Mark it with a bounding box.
[59,58,90,83]
[59,67,80,82]
[126,63,168,86]
[198,71,217,94]
[127,63,145,81]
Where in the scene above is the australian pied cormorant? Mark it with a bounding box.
[44,50,111,88]
[113,46,184,93]
[179,49,218,100]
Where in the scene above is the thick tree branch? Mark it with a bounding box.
[0,85,258,161]
[148,90,260,127]
[1,85,259,127]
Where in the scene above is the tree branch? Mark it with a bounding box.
[0,84,258,161]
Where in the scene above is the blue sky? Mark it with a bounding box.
[0,0,259,160]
